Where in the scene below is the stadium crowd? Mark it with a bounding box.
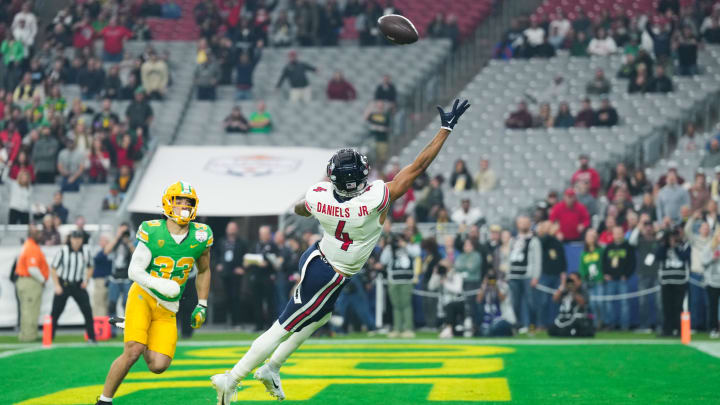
[496,0,720,131]
[0,0,194,224]
[7,0,720,343]
[12,143,720,341]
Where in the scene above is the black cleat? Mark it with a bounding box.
[109,317,125,329]
[95,397,112,405]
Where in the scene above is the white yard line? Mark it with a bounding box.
[0,338,684,359]
[0,346,49,359]
[690,342,720,358]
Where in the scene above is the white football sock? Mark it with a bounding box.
[99,394,113,402]
[229,322,289,383]
[268,313,331,371]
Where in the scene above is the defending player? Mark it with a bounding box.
[211,99,470,404]
[96,181,213,405]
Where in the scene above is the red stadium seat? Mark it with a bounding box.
[155,0,494,41]
[532,0,661,22]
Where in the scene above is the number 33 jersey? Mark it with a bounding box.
[136,219,214,306]
[305,179,390,276]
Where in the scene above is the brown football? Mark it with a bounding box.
[378,14,419,45]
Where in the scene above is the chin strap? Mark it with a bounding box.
[332,182,367,200]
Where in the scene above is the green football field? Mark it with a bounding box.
[2,335,719,405]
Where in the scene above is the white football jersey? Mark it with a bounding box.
[305,179,390,275]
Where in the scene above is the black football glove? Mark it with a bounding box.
[437,99,470,131]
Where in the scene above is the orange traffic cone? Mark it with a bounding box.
[42,315,52,347]
[681,311,691,345]
[681,293,691,345]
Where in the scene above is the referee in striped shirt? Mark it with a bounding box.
[50,230,96,342]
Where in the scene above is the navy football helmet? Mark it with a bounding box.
[327,149,370,198]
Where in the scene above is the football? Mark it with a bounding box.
[378,14,419,45]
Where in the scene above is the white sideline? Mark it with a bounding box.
[690,342,720,358]
[0,338,693,360]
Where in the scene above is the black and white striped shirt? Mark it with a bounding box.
[52,245,93,282]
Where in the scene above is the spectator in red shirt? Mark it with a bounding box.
[72,16,94,50]
[571,154,602,197]
[0,121,22,163]
[100,17,132,62]
[598,215,617,246]
[110,132,136,169]
[326,71,357,101]
[88,137,110,183]
[549,188,590,241]
[9,148,35,182]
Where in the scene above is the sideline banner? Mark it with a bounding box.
[127,146,335,217]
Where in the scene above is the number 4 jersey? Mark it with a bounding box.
[136,219,214,311]
[305,179,390,276]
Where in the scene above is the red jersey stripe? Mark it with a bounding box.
[284,274,344,331]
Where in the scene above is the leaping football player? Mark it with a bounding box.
[211,99,470,404]
[96,181,213,405]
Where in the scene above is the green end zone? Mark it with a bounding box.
[2,341,719,404]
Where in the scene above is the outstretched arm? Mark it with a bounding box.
[387,99,470,203]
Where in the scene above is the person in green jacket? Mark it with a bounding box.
[1,37,25,89]
[570,31,591,57]
[1,37,25,66]
[578,228,604,327]
[455,239,483,335]
[249,100,272,133]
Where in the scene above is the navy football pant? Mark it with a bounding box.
[278,243,349,332]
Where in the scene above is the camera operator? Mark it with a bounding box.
[106,223,135,325]
[548,272,594,337]
[428,259,465,338]
[380,232,420,338]
[657,224,691,337]
[475,270,515,336]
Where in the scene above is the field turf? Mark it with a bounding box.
[2,334,719,404]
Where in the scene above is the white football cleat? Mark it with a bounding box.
[211,371,238,405]
[254,364,286,401]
